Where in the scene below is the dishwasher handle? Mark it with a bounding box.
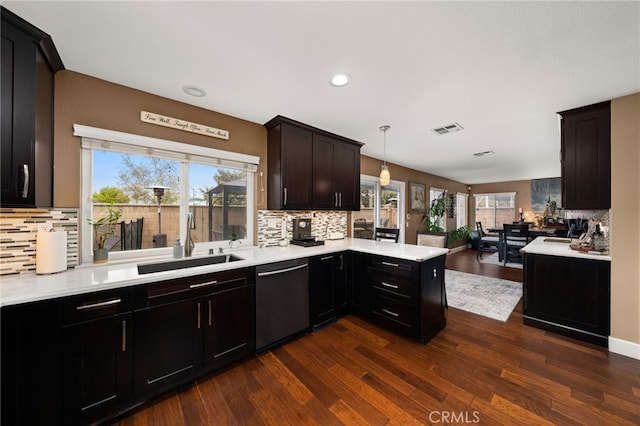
[257,263,308,277]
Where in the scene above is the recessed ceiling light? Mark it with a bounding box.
[182,85,207,97]
[330,73,351,87]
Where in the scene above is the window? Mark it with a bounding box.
[76,125,258,263]
[352,175,405,243]
[474,192,516,229]
[429,188,445,231]
[456,193,468,229]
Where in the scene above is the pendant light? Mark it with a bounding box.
[379,125,391,186]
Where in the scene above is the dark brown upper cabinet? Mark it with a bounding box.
[1,7,64,207]
[265,116,362,211]
[558,101,611,210]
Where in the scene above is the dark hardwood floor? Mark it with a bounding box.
[113,249,639,425]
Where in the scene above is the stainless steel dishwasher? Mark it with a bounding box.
[255,258,309,352]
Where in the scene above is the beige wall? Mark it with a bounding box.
[53,70,268,209]
[360,155,469,245]
[611,93,640,346]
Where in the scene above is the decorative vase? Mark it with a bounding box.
[590,223,606,251]
[93,248,109,264]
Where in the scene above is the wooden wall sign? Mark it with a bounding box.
[140,111,229,140]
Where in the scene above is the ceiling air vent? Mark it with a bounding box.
[431,122,464,135]
[472,150,495,157]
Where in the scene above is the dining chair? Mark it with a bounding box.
[374,227,400,243]
[502,223,529,265]
[475,221,500,260]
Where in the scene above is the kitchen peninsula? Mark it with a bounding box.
[1,238,447,425]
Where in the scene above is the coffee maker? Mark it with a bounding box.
[291,218,324,247]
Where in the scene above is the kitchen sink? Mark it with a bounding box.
[137,254,244,274]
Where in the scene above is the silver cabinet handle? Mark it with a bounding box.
[121,320,127,352]
[335,192,338,207]
[76,298,121,311]
[433,268,438,278]
[21,164,29,198]
[382,308,399,317]
[321,255,334,261]
[208,300,212,326]
[197,302,201,329]
[339,192,342,207]
[283,187,288,206]
[382,261,399,268]
[257,263,308,277]
[381,282,399,289]
[189,280,217,289]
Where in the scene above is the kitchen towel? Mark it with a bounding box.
[36,230,67,274]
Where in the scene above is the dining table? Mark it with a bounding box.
[487,225,564,262]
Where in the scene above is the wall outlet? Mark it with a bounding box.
[38,223,52,232]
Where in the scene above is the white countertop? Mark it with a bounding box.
[521,236,611,262]
[0,238,448,307]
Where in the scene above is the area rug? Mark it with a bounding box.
[445,270,522,322]
[478,252,523,269]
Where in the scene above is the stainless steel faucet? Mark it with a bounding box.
[185,213,195,257]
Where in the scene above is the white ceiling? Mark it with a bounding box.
[5,1,639,184]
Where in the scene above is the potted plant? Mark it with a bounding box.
[423,193,470,247]
[87,203,122,263]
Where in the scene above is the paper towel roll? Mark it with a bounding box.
[36,231,68,274]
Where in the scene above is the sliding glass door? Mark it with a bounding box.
[352,175,405,242]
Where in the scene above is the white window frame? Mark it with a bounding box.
[429,187,446,230]
[473,192,516,228]
[456,192,468,229]
[75,124,259,264]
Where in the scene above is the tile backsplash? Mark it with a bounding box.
[257,210,347,247]
[0,208,78,276]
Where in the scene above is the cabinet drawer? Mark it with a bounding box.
[61,288,134,325]
[138,268,251,307]
[370,271,415,299]
[368,256,416,278]
[371,293,416,330]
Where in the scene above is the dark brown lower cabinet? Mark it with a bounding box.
[134,298,203,397]
[524,253,610,346]
[310,253,347,328]
[205,282,255,369]
[62,313,133,424]
[356,253,446,344]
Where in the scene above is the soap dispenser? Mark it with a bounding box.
[173,239,183,259]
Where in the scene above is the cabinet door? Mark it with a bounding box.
[560,101,611,209]
[335,253,349,316]
[335,142,361,210]
[204,284,255,370]
[524,254,610,345]
[1,21,36,206]
[350,253,371,316]
[312,134,338,209]
[62,313,132,425]
[312,134,361,210]
[134,298,202,397]
[310,254,338,327]
[268,123,313,210]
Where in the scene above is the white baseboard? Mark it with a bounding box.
[448,244,471,254]
[609,336,640,360]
